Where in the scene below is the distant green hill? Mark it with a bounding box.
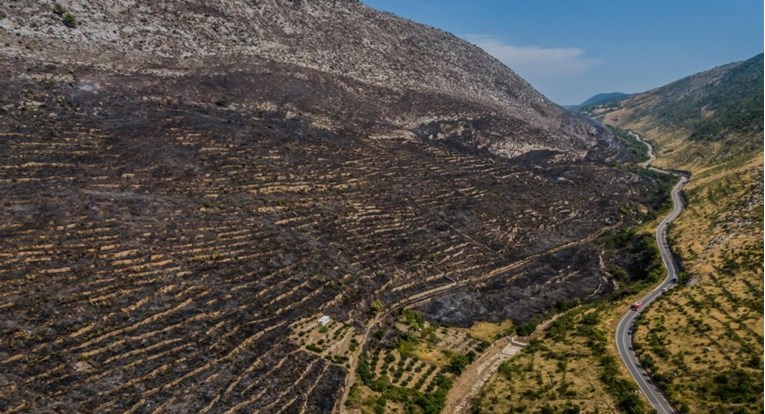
[566,92,629,111]
[579,92,630,107]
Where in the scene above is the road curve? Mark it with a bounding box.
[615,132,687,414]
[628,131,655,168]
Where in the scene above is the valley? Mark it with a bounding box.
[472,133,680,414]
[474,54,763,414]
[0,2,761,414]
[595,54,764,413]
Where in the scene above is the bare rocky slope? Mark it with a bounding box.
[1,0,611,159]
[0,1,665,412]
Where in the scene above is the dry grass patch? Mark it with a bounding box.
[466,320,514,342]
[631,150,763,413]
[475,305,648,414]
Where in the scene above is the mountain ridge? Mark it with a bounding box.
[0,0,613,159]
[599,53,763,167]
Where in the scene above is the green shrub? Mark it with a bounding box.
[384,353,395,364]
[709,368,763,404]
[539,405,555,414]
[62,12,77,28]
[305,344,322,353]
[372,329,384,341]
[466,350,476,363]
[617,393,646,414]
[448,353,470,375]
[562,403,581,414]
[498,360,519,381]
[515,320,538,337]
[373,396,386,414]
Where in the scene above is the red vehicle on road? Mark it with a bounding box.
[631,302,643,311]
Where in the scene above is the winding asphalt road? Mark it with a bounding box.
[615,132,687,414]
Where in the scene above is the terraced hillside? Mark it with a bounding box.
[0,1,669,412]
[596,54,764,412]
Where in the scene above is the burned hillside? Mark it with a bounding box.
[1,0,666,412]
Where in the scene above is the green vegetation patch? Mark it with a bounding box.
[477,306,649,414]
[354,351,451,414]
[62,12,77,28]
[598,227,663,286]
[612,127,650,164]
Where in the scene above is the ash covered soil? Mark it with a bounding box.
[0,1,666,412]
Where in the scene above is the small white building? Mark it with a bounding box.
[318,315,331,326]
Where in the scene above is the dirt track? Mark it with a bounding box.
[444,338,525,413]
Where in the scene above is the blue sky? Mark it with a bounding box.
[363,1,764,105]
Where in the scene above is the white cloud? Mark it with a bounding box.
[463,35,601,78]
